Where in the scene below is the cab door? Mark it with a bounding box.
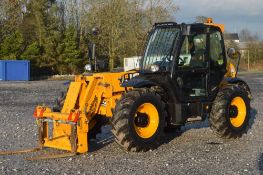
[173,29,209,102]
[208,29,227,97]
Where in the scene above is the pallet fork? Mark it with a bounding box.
[0,72,134,160]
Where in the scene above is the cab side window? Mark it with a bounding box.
[178,34,207,68]
[210,31,224,68]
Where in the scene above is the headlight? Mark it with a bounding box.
[150,64,159,72]
[85,64,92,72]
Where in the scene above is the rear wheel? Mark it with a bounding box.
[209,85,251,138]
[111,89,166,152]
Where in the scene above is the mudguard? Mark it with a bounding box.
[224,77,252,98]
[122,76,157,88]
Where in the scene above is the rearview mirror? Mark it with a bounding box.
[227,48,240,60]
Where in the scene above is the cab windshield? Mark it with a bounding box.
[142,27,180,72]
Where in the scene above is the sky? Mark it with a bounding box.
[174,0,263,39]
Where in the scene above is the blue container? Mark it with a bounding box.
[0,60,30,81]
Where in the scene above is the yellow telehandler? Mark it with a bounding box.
[0,18,252,160]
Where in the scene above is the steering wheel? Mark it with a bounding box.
[178,57,185,66]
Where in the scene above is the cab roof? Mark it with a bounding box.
[154,18,225,33]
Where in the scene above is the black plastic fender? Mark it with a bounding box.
[122,77,157,88]
[224,77,252,99]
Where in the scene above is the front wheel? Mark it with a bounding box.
[111,89,166,152]
[209,85,251,138]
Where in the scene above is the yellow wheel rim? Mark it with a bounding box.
[134,103,159,139]
[229,97,247,128]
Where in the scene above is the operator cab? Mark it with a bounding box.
[139,22,227,102]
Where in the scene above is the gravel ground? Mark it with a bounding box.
[0,73,262,175]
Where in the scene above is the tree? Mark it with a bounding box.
[239,29,255,42]
[21,41,41,61]
[24,0,66,72]
[58,26,82,74]
[86,0,178,70]
[239,29,263,68]
[0,0,180,75]
[26,0,49,47]
[0,30,24,59]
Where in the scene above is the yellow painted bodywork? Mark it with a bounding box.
[134,103,159,139]
[225,62,237,78]
[34,71,135,153]
[205,23,225,33]
[230,97,247,128]
[205,17,225,32]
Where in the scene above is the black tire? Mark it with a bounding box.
[53,91,67,112]
[164,124,181,132]
[237,82,252,99]
[149,86,181,133]
[88,116,109,140]
[111,89,166,152]
[209,85,251,138]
